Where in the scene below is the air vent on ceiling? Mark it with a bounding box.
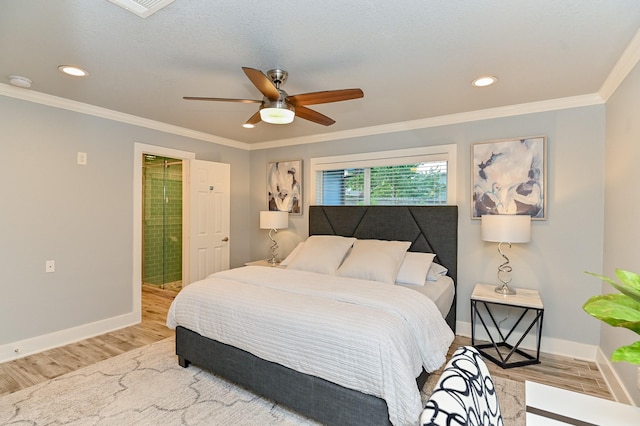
[108,0,175,18]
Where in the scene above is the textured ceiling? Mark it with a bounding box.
[1,1,640,146]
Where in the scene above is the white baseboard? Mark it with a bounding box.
[456,320,633,403]
[0,312,140,363]
[595,347,634,404]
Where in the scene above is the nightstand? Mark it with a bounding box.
[244,259,282,267]
[471,283,544,368]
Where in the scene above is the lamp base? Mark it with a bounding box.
[495,284,516,295]
[267,229,279,265]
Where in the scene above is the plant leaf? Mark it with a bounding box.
[586,270,640,304]
[584,270,640,366]
[615,270,640,302]
[583,294,640,334]
[612,341,640,365]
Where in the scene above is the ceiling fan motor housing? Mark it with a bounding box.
[260,70,295,123]
[262,88,294,109]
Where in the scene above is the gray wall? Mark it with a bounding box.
[0,88,611,366]
[250,105,606,347]
[604,60,640,404]
[0,95,250,344]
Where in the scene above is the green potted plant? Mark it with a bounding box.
[583,269,640,364]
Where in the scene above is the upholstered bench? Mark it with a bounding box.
[421,346,503,426]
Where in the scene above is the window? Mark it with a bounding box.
[310,145,457,206]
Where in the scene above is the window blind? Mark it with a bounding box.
[316,161,447,206]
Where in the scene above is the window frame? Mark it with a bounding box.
[309,144,457,206]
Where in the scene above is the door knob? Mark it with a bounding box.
[222,237,229,242]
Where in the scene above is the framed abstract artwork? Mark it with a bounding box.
[267,159,302,215]
[472,136,546,219]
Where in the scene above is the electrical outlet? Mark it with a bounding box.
[45,260,55,273]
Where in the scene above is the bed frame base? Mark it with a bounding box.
[177,326,429,426]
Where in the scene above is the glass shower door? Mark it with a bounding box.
[142,155,183,290]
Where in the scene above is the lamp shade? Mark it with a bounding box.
[260,210,289,230]
[481,214,531,243]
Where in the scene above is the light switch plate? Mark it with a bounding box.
[77,152,88,165]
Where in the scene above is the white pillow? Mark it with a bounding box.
[395,252,436,286]
[427,262,449,281]
[279,242,304,266]
[337,239,411,284]
[286,235,356,275]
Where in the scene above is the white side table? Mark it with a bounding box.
[471,283,544,368]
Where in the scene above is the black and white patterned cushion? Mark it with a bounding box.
[420,346,503,426]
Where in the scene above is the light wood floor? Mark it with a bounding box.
[0,286,612,401]
[442,335,612,400]
[0,285,176,397]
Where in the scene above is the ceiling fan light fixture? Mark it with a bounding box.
[260,103,295,124]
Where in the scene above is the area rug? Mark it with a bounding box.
[0,337,524,425]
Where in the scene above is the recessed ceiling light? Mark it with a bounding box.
[58,65,89,77]
[472,76,497,87]
[242,123,255,129]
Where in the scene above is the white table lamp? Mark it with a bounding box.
[481,214,531,295]
[260,211,289,265]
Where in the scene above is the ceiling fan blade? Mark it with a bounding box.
[295,105,336,126]
[183,96,261,103]
[245,111,262,126]
[242,67,280,100]
[288,88,364,106]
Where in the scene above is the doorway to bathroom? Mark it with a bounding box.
[134,142,230,315]
[142,154,183,291]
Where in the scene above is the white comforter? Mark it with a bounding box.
[166,266,454,426]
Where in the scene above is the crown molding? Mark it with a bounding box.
[599,29,640,102]
[248,93,604,150]
[0,84,607,152]
[0,83,249,151]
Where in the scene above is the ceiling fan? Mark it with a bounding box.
[183,67,364,127]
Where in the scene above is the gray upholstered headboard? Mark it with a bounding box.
[309,205,458,331]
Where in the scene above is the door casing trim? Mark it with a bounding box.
[133,143,195,319]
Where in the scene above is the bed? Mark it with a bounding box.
[168,205,458,426]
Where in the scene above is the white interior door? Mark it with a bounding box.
[188,160,230,284]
